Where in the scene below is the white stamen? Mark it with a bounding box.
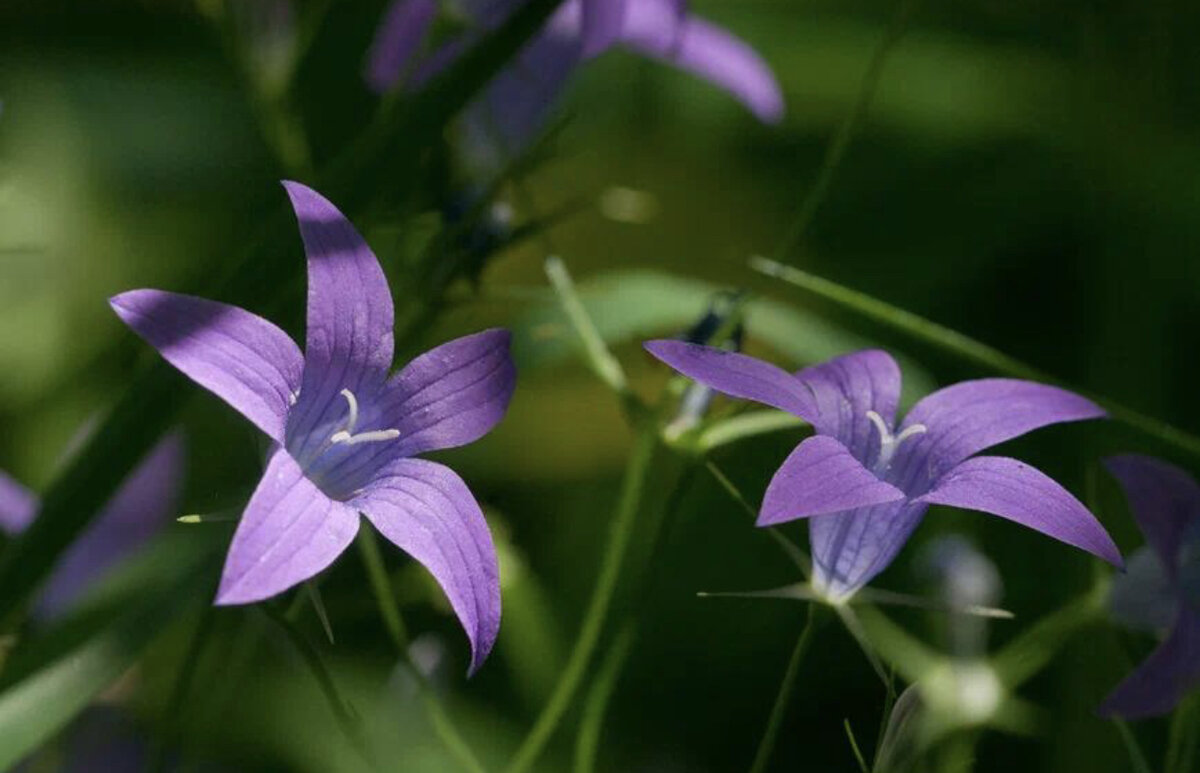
[339,389,359,434]
[331,428,400,446]
[325,388,401,447]
[866,410,927,470]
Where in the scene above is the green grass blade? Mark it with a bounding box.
[750,256,1200,460]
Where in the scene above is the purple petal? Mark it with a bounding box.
[354,458,500,674]
[282,182,396,461]
[896,379,1106,485]
[0,470,37,534]
[383,329,516,456]
[620,0,784,124]
[580,0,627,57]
[1104,454,1200,576]
[1100,607,1200,719]
[916,456,1122,567]
[110,289,303,443]
[36,434,186,619]
[365,0,439,92]
[760,435,905,526]
[809,500,928,602]
[794,349,902,460]
[457,29,580,172]
[643,340,817,421]
[216,448,359,605]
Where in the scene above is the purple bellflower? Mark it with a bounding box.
[366,0,783,171]
[110,182,516,673]
[1100,455,1200,719]
[644,343,1122,602]
[0,434,185,619]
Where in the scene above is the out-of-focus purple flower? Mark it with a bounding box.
[644,343,1121,601]
[110,181,515,673]
[366,0,783,172]
[1100,455,1200,719]
[0,434,185,619]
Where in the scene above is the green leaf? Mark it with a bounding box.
[0,529,218,769]
[515,268,935,397]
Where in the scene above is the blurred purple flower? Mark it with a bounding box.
[366,0,783,171]
[110,181,515,673]
[1100,455,1200,719]
[644,343,1121,601]
[0,434,185,619]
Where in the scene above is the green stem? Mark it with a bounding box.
[356,528,487,773]
[544,256,631,402]
[748,604,826,773]
[748,604,825,773]
[775,0,920,265]
[573,624,637,773]
[1165,692,1200,773]
[148,604,215,773]
[1114,720,1153,773]
[506,424,660,773]
[261,605,374,768]
[750,257,1200,461]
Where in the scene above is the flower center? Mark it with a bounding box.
[865,410,927,471]
[328,388,400,447]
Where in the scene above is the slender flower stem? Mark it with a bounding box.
[1114,720,1152,773]
[261,604,375,768]
[356,528,488,773]
[748,603,826,773]
[774,0,921,265]
[148,603,215,773]
[572,623,637,773]
[506,424,660,773]
[1166,692,1200,773]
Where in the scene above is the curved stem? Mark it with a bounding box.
[357,527,487,773]
[506,424,659,773]
[775,0,921,265]
[748,604,826,773]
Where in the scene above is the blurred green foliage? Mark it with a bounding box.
[1,0,1198,770]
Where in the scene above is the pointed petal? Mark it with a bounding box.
[643,340,817,421]
[36,434,186,618]
[110,289,303,443]
[620,0,784,123]
[794,349,902,460]
[282,182,396,459]
[897,379,1105,484]
[580,0,627,57]
[1100,608,1200,719]
[1110,547,1179,633]
[760,436,905,526]
[216,448,359,605]
[1104,454,1200,574]
[365,0,439,92]
[916,456,1122,567]
[809,500,928,602]
[354,458,500,674]
[284,180,394,392]
[0,470,37,534]
[385,329,516,456]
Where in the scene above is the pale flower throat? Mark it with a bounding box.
[865,410,927,472]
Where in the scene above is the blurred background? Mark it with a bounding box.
[1,0,1198,770]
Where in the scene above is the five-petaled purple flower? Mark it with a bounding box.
[0,433,185,619]
[366,0,784,172]
[1100,455,1200,718]
[644,343,1122,601]
[110,181,516,673]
